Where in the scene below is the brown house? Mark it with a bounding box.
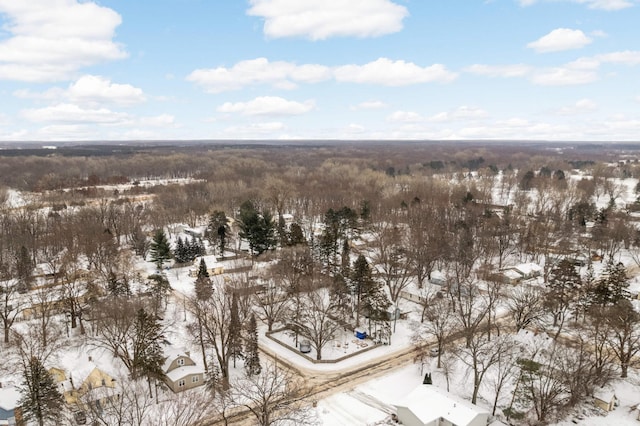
[49,363,118,412]
[163,348,205,393]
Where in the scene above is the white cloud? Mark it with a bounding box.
[65,75,145,106]
[188,57,456,92]
[527,28,592,53]
[246,0,408,40]
[0,0,127,82]
[556,98,598,115]
[531,67,598,85]
[596,50,640,65]
[465,64,531,77]
[387,111,423,123]
[351,100,387,110]
[139,114,175,127]
[14,75,146,106]
[334,58,457,85]
[345,123,365,133]
[217,96,315,116]
[223,122,286,135]
[428,106,489,122]
[22,103,129,124]
[517,0,634,10]
[20,103,176,132]
[578,0,635,10]
[186,58,331,93]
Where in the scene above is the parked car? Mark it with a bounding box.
[429,347,441,357]
[300,340,311,353]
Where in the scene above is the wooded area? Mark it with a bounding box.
[2,141,640,425]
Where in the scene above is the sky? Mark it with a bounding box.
[0,0,640,142]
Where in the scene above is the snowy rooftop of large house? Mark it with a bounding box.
[503,269,524,280]
[163,347,193,372]
[393,384,489,426]
[195,255,222,267]
[166,365,204,382]
[514,262,542,275]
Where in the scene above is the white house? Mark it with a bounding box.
[513,263,542,280]
[393,384,489,426]
[163,347,205,393]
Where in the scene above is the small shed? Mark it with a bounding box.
[593,388,617,412]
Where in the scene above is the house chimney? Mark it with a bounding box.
[185,350,190,357]
[88,356,92,362]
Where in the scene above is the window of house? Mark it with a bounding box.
[178,379,185,387]
[177,358,185,366]
[192,376,199,383]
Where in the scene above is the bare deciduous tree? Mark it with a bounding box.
[229,360,317,426]
[295,287,342,360]
[507,286,543,332]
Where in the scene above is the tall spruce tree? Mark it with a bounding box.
[229,292,243,368]
[149,229,172,269]
[195,259,213,301]
[238,201,276,256]
[18,356,64,426]
[132,308,166,397]
[362,279,391,339]
[174,237,187,264]
[592,259,630,306]
[351,254,375,327]
[245,314,261,375]
[208,211,230,257]
[545,258,580,337]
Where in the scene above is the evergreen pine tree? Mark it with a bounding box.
[208,211,230,257]
[197,237,206,257]
[15,245,34,291]
[194,259,213,301]
[362,280,391,339]
[593,259,630,305]
[341,237,351,276]
[174,237,187,264]
[239,201,276,256]
[287,222,306,246]
[545,258,580,327]
[18,356,64,426]
[132,308,166,397]
[351,254,374,327]
[205,361,221,395]
[244,314,261,375]
[229,293,243,368]
[197,258,209,279]
[147,273,172,314]
[107,271,131,297]
[149,229,172,269]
